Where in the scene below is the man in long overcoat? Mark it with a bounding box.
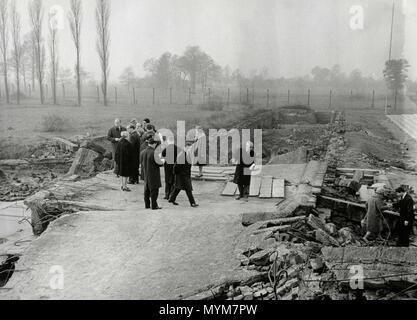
[128,124,141,184]
[107,118,126,170]
[394,186,415,247]
[232,141,255,200]
[161,137,178,200]
[362,188,388,241]
[168,140,199,207]
[140,138,163,210]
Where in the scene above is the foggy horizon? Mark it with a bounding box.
[9,0,417,82]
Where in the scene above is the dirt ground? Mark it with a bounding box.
[1,173,277,300]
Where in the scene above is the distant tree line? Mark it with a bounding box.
[121,47,414,97]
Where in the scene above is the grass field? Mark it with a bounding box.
[0,91,415,159]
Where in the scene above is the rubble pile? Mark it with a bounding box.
[0,135,114,202]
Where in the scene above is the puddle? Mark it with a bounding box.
[0,202,29,239]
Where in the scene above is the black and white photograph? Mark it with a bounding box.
[1,0,417,308]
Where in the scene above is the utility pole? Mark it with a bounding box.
[388,0,395,62]
[386,0,395,112]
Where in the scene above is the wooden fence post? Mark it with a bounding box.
[133,88,136,105]
[329,89,332,109]
[394,89,398,110]
[371,90,375,108]
[246,88,249,104]
[307,89,310,107]
[288,90,290,104]
[267,89,270,108]
[188,87,192,105]
[227,88,230,106]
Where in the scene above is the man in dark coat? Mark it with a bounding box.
[107,118,126,170]
[140,138,163,210]
[161,137,178,200]
[169,140,199,207]
[139,125,156,181]
[394,187,415,247]
[128,124,141,184]
[232,141,255,200]
[114,131,133,192]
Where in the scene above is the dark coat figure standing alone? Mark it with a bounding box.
[395,187,415,247]
[233,142,255,200]
[107,119,126,170]
[140,138,163,210]
[128,124,141,184]
[161,138,178,199]
[114,131,133,192]
[169,142,198,207]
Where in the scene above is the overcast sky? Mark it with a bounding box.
[14,0,417,81]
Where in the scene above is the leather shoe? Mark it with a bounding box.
[152,207,162,210]
[191,203,199,208]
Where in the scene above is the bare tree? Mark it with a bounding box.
[48,8,59,105]
[96,0,110,106]
[29,0,45,104]
[10,0,21,104]
[0,0,9,103]
[69,0,82,106]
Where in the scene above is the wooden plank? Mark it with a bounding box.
[259,176,273,198]
[191,172,225,177]
[337,168,381,175]
[272,179,285,198]
[221,182,237,196]
[249,176,262,197]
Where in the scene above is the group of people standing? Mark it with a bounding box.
[362,186,415,247]
[107,118,201,210]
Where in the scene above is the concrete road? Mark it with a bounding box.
[1,175,277,300]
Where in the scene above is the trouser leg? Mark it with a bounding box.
[150,188,159,209]
[169,188,181,203]
[397,226,411,247]
[112,144,117,171]
[238,184,244,197]
[185,189,196,205]
[144,184,151,209]
[165,183,173,198]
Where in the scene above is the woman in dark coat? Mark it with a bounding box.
[169,141,199,207]
[114,131,134,192]
[233,141,255,200]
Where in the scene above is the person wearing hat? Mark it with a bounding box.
[114,131,133,192]
[232,141,255,200]
[140,137,163,210]
[169,138,199,208]
[127,124,141,184]
[394,186,415,247]
[161,136,179,200]
[362,187,389,242]
[107,118,126,170]
[190,125,207,178]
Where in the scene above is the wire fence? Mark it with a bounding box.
[0,84,402,111]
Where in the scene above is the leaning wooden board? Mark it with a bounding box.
[221,181,238,196]
[272,179,285,198]
[259,176,273,198]
[249,176,262,197]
